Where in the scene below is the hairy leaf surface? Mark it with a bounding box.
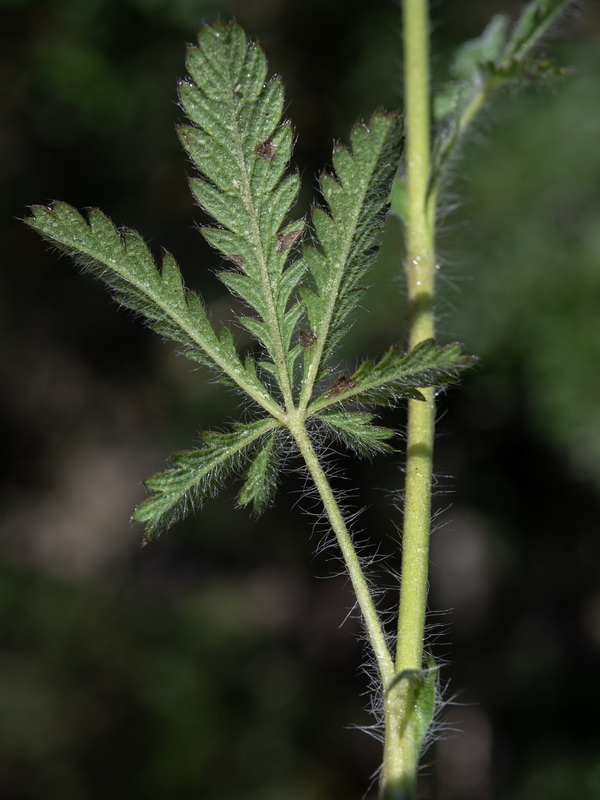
[299,112,404,406]
[27,20,476,543]
[179,21,305,399]
[238,431,280,513]
[25,202,281,414]
[314,411,395,457]
[26,203,221,362]
[135,418,280,539]
[309,340,475,412]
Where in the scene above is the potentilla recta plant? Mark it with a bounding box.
[27,0,572,796]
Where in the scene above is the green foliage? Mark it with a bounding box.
[448,39,600,485]
[134,419,280,540]
[309,339,474,412]
[21,3,584,797]
[27,19,472,540]
[314,411,395,457]
[299,111,403,403]
[26,203,218,368]
[178,22,304,397]
[237,430,281,514]
[502,0,572,65]
[430,0,572,198]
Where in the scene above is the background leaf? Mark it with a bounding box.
[501,0,572,65]
[431,0,572,196]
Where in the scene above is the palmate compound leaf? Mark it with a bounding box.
[178,21,305,399]
[308,339,476,414]
[299,111,404,407]
[134,418,281,540]
[27,18,475,543]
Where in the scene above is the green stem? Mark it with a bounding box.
[382,0,436,796]
[290,420,394,686]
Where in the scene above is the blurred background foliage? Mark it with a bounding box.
[1,0,600,798]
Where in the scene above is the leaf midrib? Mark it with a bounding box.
[298,145,376,412]
[221,52,295,411]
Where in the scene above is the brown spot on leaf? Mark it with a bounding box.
[255,139,276,162]
[329,375,356,396]
[276,227,303,253]
[298,330,317,349]
[227,254,246,270]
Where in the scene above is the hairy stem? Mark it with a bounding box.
[290,420,394,686]
[382,0,436,796]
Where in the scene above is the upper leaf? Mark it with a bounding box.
[178,21,305,402]
[430,0,571,199]
[299,111,404,407]
[500,0,572,66]
[135,418,280,540]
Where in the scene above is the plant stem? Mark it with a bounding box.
[290,421,394,686]
[399,0,435,665]
[381,0,436,796]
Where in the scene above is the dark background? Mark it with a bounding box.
[2,1,600,798]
